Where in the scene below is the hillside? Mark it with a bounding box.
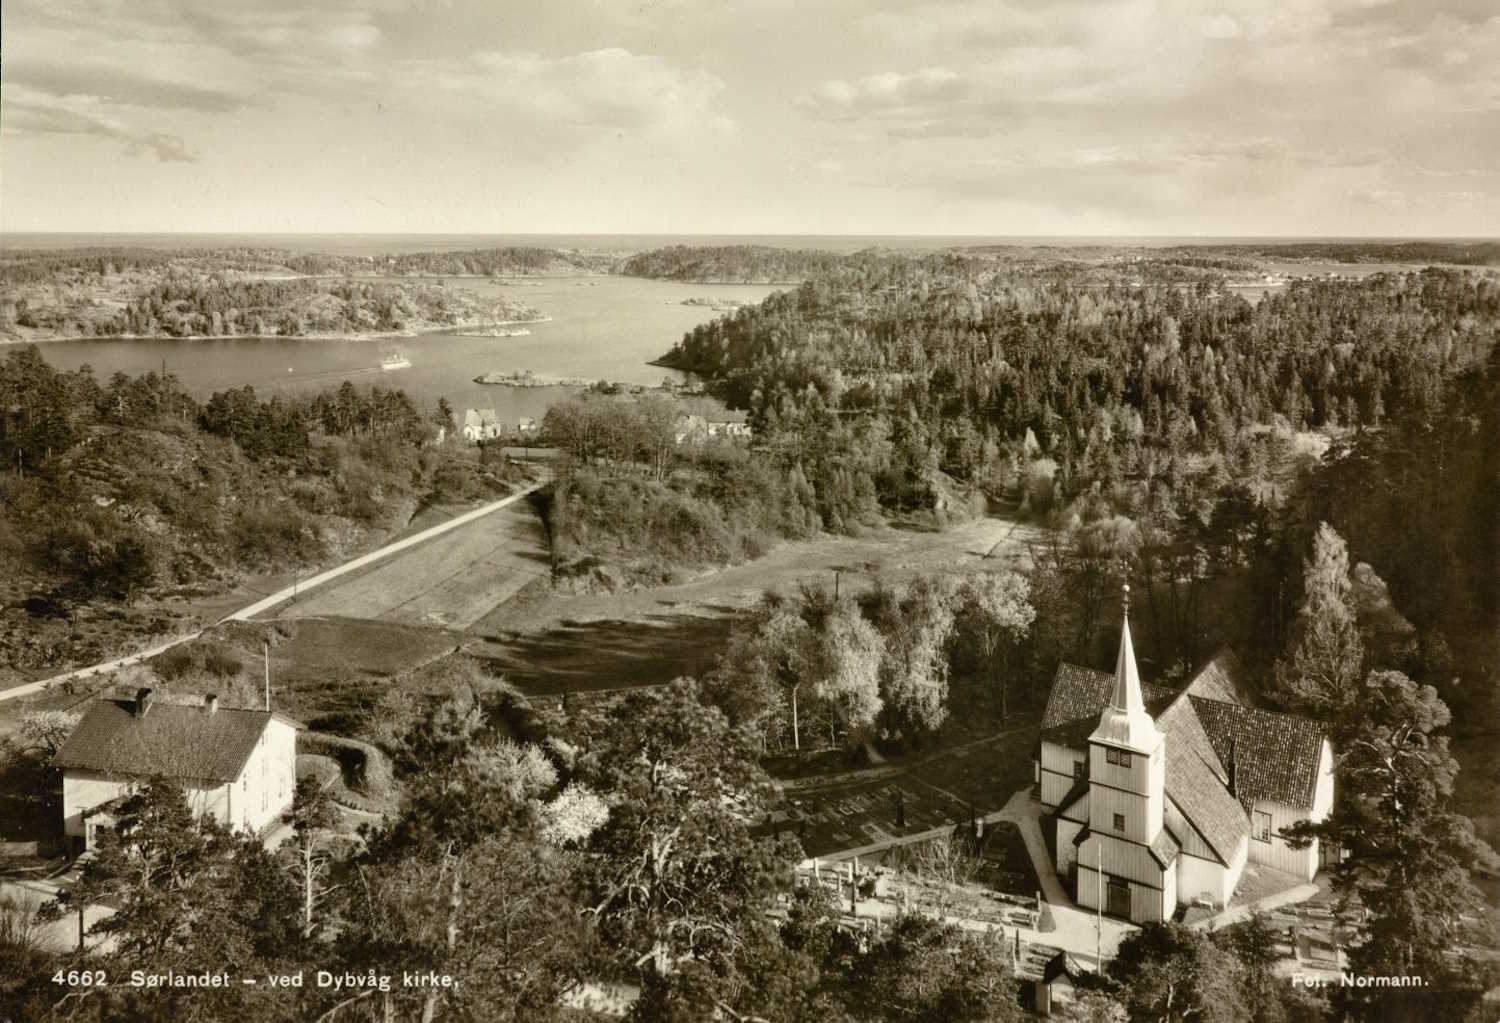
[0,352,529,681]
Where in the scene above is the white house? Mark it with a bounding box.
[1034,595,1335,923]
[674,411,751,445]
[462,408,503,441]
[55,689,301,852]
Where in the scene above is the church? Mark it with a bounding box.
[1033,588,1336,923]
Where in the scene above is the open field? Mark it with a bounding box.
[476,509,1043,639]
[242,482,1042,700]
[469,613,732,695]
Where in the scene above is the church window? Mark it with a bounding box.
[1113,813,1126,832]
[1073,760,1086,779]
[1253,811,1273,843]
[1105,747,1131,767]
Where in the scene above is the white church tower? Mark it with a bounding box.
[1077,585,1176,921]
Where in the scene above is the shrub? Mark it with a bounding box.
[201,644,242,679]
[152,645,197,681]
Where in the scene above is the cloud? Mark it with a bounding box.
[460,48,725,133]
[4,100,198,162]
[7,61,252,113]
[798,68,967,119]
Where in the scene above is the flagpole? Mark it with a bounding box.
[1095,834,1103,971]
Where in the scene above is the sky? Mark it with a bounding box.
[1,0,1497,237]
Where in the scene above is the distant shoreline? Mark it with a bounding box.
[0,316,553,346]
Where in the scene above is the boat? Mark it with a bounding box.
[380,352,412,371]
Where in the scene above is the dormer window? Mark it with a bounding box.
[1105,747,1131,768]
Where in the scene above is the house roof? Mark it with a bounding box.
[1189,698,1326,810]
[55,699,290,784]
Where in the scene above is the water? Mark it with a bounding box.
[28,276,779,421]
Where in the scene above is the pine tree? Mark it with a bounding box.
[1275,522,1365,720]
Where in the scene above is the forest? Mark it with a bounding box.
[653,253,1496,683]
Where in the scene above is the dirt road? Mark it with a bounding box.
[277,500,552,629]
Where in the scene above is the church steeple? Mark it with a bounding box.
[1089,584,1163,753]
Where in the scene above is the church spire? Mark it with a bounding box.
[1090,583,1163,752]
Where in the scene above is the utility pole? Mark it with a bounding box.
[791,683,801,752]
[834,569,840,600]
[263,640,271,711]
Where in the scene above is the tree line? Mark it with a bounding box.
[710,572,1034,754]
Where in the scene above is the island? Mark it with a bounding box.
[0,248,550,342]
[474,369,595,388]
[675,297,747,311]
[451,325,537,338]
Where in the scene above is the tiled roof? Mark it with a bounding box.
[1182,648,1248,705]
[1040,654,1309,866]
[1157,693,1247,865]
[1039,663,1174,747]
[55,699,281,784]
[1149,827,1181,868]
[1190,698,1326,811]
[1055,776,1090,819]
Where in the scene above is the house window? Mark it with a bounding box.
[1253,811,1273,843]
[1113,813,1126,832]
[1073,760,1086,779]
[1105,747,1131,768]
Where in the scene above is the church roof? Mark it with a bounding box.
[1155,693,1247,864]
[1089,609,1163,753]
[1189,699,1326,810]
[1040,664,1173,748]
[1181,647,1249,704]
[1041,646,1330,865]
[1149,827,1181,869]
